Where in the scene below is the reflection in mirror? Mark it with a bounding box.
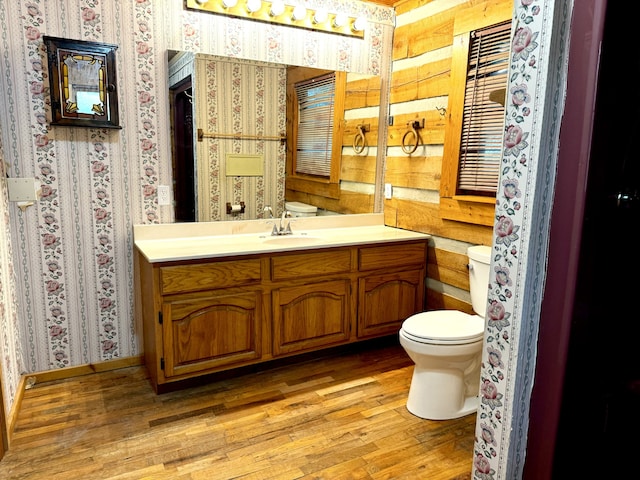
[167,50,382,222]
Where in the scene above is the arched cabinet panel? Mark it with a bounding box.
[273,279,351,356]
[163,291,262,377]
[358,270,424,338]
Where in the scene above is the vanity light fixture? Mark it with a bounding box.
[352,16,367,32]
[246,0,261,13]
[269,0,284,16]
[185,0,365,38]
[291,5,306,21]
[333,13,347,28]
[313,8,328,24]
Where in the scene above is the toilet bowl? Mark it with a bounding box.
[399,245,491,420]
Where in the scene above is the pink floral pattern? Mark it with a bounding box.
[206,59,221,220]
[474,0,551,477]
[90,128,119,361]
[135,0,159,223]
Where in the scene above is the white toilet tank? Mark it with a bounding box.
[467,245,492,318]
[285,201,317,217]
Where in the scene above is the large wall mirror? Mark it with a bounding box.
[167,50,383,222]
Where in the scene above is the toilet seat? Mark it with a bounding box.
[401,310,484,345]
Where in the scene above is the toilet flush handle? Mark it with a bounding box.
[467,263,473,271]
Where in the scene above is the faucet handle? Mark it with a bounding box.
[263,205,274,218]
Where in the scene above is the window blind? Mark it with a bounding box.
[458,21,511,194]
[294,73,335,177]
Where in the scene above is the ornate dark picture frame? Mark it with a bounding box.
[43,36,121,129]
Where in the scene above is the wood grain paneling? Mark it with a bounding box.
[391,58,451,105]
[341,153,378,184]
[345,76,382,110]
[389,198,493,245]
[286,189,375,215]
[394,0,438,16]
[427,287,475,313]
[453,0,514,35]
[385,154,442,191]
[427,246,472,290]
[393,7,456,60]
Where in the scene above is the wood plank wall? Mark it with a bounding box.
[384,0,510,312]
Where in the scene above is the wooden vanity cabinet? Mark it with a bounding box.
[136,239,427,393]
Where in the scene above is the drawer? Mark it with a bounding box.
[358,242,427,271]
[271,249,352,281]
[160,259,262,294]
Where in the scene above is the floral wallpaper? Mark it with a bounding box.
[471,0,572,478]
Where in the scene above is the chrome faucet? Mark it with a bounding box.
[272,210,292,236]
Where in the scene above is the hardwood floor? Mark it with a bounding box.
[0,338,475,479]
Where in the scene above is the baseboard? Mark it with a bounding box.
[26,355,144,385]
[5,375,28,450]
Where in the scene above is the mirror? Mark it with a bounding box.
[168,50,382,222]
[44,36,120,129]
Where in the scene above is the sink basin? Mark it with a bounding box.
[261,234,324,246]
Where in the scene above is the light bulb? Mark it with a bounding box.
[333,13,347,28]
[246,0,261,12]
[222,0,237,8]
[269,0,284,16]
[292,5,307,21]
[313,9,328,24]
[352,16,367,32]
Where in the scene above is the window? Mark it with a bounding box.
[458,22,511,195]
[440,13,512,226]
[294,73,335,177]
[286,67,345,200]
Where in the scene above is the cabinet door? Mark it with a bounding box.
[358,269,424,338]
[273,279,351,356]
[162,290,262,378]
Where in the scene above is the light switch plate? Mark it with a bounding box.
[6,177,38,202]
[384,183,392,199]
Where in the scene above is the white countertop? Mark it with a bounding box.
[134,213,430,263]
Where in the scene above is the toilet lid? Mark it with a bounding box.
[401,310,484,344]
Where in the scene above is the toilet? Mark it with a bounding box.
[285,201,317,217]
[399,245,491,420]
